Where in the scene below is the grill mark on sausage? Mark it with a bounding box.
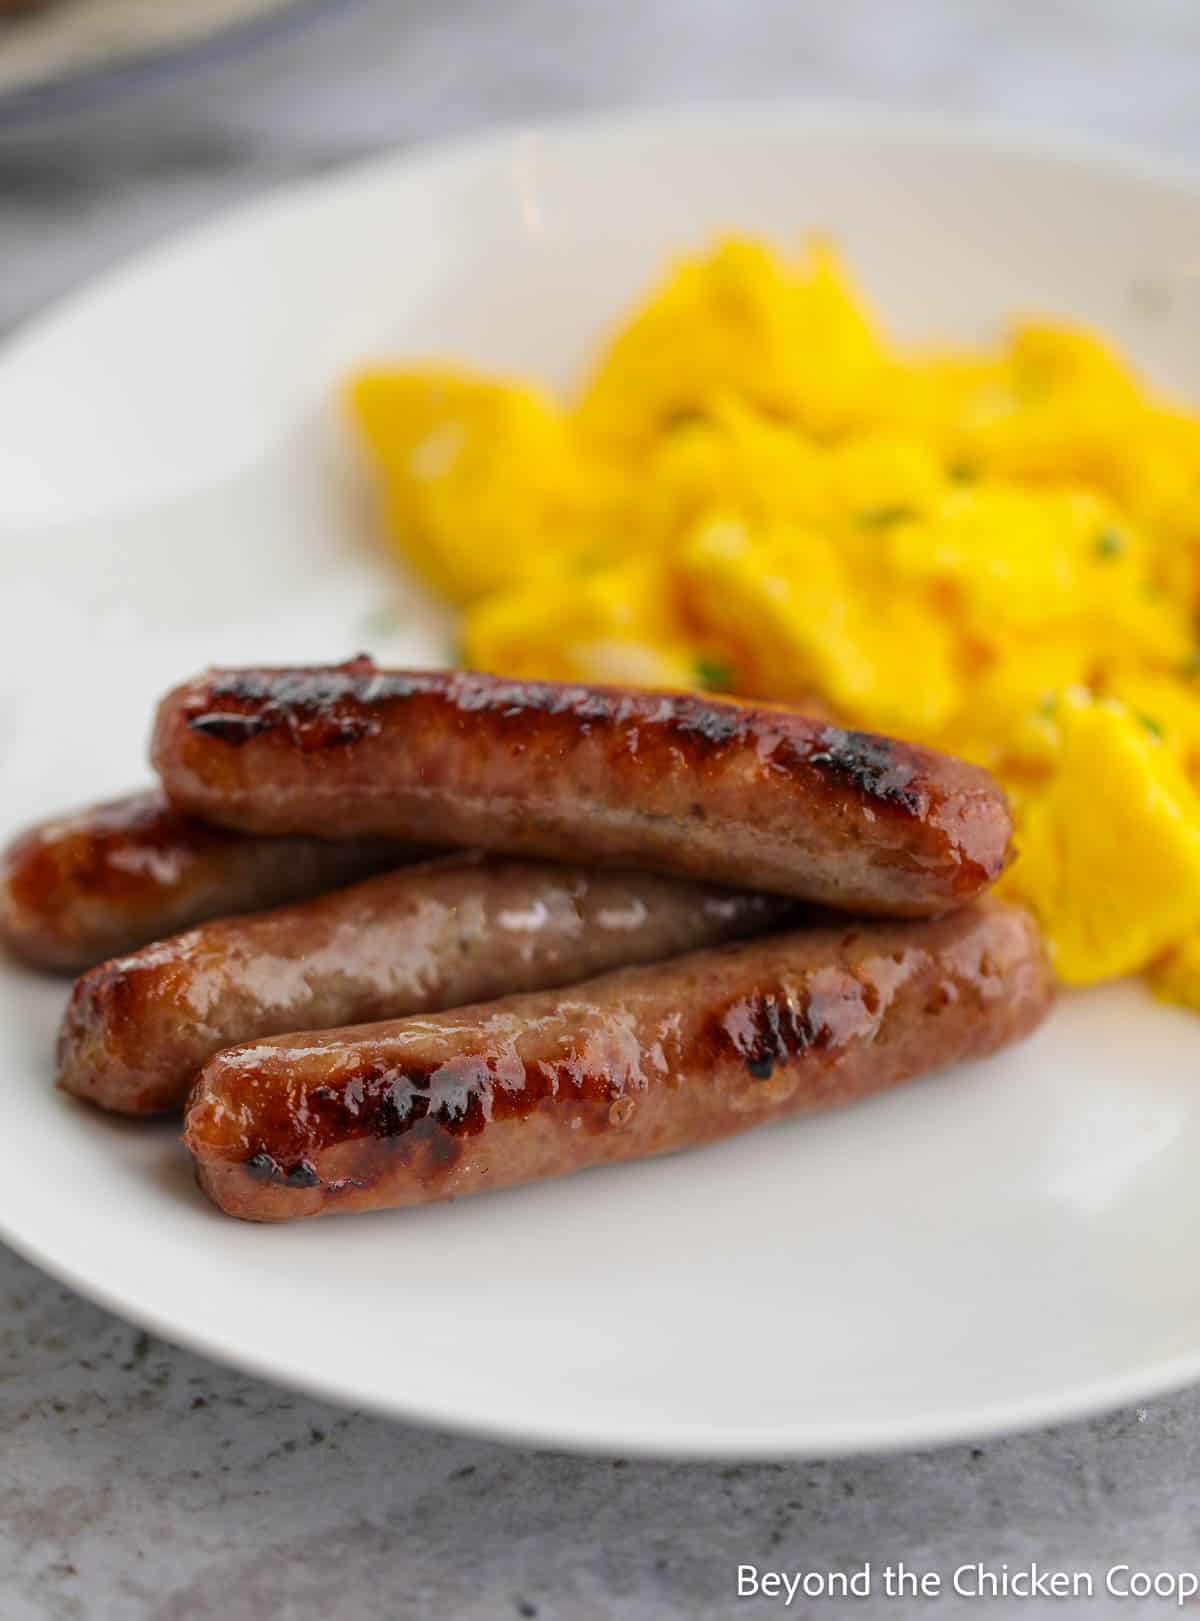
[284,1160,321,1188]
[158,662,1016,920]
[187,660,385,752]
[804,727,924,815]
[715,989,820,1079]
[182,662,934,822]
[661,702,744,749]
[185,903,1055,1218]
[220,969,889,1192]
[232,1044,627,1187]
[186,713,278,745]
[709,968,881,1080]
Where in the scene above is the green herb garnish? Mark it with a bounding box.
[858,504,917,529]
[358,604,404,639]
[694,657,735,692]
[1095,528,1125,560]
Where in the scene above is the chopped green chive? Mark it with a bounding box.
[1095,528,1125,560]
[694,656,736,693]
[858,504,917,529]
[358,604,403,638]
[572,551,609,574]
[1137,711,1164,739]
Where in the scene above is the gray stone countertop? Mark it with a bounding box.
[4,2,1200,1616]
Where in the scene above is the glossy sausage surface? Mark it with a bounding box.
[0,790,409,974]
[59,856,792,1115]
[185,900,1053,1222]
[152,661,1013,917]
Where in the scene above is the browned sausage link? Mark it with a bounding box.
[151,661,1013,918]
[185,899,1054,1223]
[0,790,412,974]
[59,857,794,1116]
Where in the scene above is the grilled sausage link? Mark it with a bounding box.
[59,858,792,1116]
[185,899,1053,1222]
[0,790,409,974]
[152,661,1012,918]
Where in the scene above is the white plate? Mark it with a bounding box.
[2,105,1200,1459]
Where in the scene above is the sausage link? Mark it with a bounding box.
[151,661,1012,918]
[59,858,793,1115]
[1,790,410,974]
[185,899,1053,1222]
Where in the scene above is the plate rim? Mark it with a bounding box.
[6,1179,1200,1461]
[5,96,1200,371]
[4,98,1200,1457]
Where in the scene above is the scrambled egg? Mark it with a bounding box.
[1004,695,1200,984]
[346,235,1200,1005]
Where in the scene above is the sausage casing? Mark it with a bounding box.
[0,790,411,974]
[184,899,1054,1222]
[151,662,1013,918]
[59,857,792,1115]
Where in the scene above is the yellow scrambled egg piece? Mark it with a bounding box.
[346,235,1200,1005]
[1004,696,1200,984]
[575,237,888,449]
[349,368,630,602]
[463,556,695,689]
[675,516,959,737]
[1149,932,1200,1012]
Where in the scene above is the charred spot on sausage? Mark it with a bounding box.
[713,988,821,1076]
[187,664,392,751]
[805,726,925,814]
[663,701,745,749]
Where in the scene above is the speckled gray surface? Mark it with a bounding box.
[6,1237,1200,1621]
[4,2,1200,1616]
